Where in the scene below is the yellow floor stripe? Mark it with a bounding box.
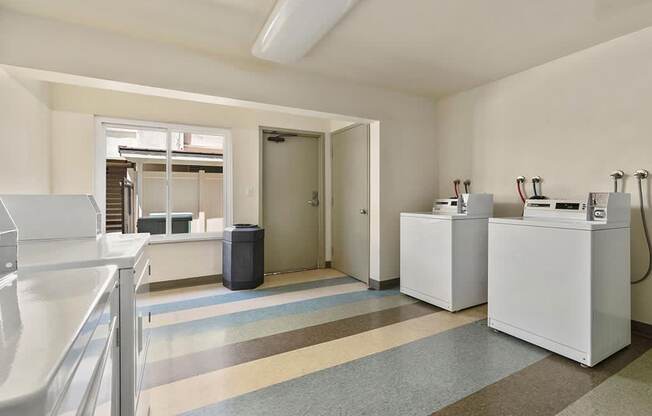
[145,284,232,306]
[146,294,417,362]
[147,305,487,415]
[150,282,366,328]
[258,268,347,289]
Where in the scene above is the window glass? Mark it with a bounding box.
[170,132,225,234]
[104,124,226,236]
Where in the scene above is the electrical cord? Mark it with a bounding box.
[632,176,652,284]
[532,182,539,197]
[453,180,460,198]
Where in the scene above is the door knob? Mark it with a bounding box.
[360,209,368,215]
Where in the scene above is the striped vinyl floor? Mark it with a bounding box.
[143,269,652,416]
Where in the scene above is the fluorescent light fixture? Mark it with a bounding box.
[252,0,359,63]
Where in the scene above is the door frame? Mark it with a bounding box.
[259,126,326,269]
[331,123,371,285]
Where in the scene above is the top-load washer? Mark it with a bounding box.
[0,194,152,416]
[488,192,631,367]
[400,193,494,311]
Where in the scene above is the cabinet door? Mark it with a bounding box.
[55,284,118,416]
[488,224,591,352]
[91,288,120,416]
[119,250,152,416]
[400,216,452,304]
[86,316,118,416]
[133,252,151,414]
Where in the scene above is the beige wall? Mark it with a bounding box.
[434,26,652,324]
[0,68,51,193]
[0,9,439,282]
[48,83,333,282]
[49,83,332,225]
[147,240,223,282]
[51,110,94,194]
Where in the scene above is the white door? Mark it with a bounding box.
[332,124,370,283]
[263,131,321,273]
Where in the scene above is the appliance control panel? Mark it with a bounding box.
[432,197,461,214]
[524,192,630,224]
[524,199,588,221]
[433,193,494,217]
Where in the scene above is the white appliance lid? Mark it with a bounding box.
[489,216,629,230]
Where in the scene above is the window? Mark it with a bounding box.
[101,119,230,239]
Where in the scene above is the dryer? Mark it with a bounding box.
[488,192,631,367]
[400,193,493,311]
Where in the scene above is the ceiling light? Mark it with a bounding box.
[252,0,359,64]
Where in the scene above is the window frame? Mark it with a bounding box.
[95,117,233,242]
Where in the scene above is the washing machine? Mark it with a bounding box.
[400,193,493,311]
[488,192,631,367]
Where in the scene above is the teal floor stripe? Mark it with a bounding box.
[181,320,549,416]
[151,288,400,340]
[144,276,355,315]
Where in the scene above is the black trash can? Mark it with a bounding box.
[223,224,264,290]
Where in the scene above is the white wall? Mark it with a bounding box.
[0,9,439,283]
[434,26,652,324]
[0,68,51,193]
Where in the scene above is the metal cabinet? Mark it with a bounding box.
[120,249,152,416]
[54,277,120,416]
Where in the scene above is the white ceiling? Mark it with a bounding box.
[3,0,652,98]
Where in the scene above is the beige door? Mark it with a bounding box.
[263,130,321,273]
[332,124,370,283]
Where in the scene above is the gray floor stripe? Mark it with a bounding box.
[146,295,417,362]
[181,320,549,416]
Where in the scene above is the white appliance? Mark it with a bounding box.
[0,194,101,240]
[488,192,631,367]
[400,193,494,311]
[0,266,119,416]
[0,199,17,277]
[0,194,151,416]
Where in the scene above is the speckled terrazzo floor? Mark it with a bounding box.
[140,269,652,416]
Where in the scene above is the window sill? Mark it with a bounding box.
[149,232,223,245]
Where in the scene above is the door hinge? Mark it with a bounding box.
[148,264,151,276]
[116,328,120,348]
[148,311,152,323]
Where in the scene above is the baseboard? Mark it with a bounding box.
[368,277,400,290]
[147,274,222,292]
[632,319,652,339]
